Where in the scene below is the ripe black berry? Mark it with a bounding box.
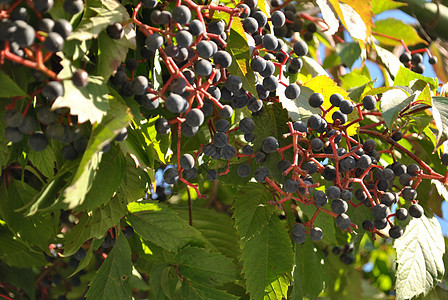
[409,204,424,218]
[72,69,89,87]
[106,23,124,39]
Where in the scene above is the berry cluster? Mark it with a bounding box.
[399,48,437,74]
[0,0,96,158]
[1,0,447,263]
[331,243,355,265]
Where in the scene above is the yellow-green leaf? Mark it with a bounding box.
[374,18,427,47]
[372,0,406,15]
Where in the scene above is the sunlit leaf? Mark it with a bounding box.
[394,215,445,300]
[432,96,448,147]
[53,76,109,124]
[226,18,257,96]
[372,0,406,15]
[316,0,340,35]
[374,18,427,47]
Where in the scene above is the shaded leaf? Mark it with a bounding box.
[69,238,103,278]
[28,144,56,178]
[127,202,210,252]
[0,230,47,268]
[0,180,55,250]
[0,262,36,300]
[63,195,129,256]
[232,183,275,242]
[86,233,132,300]
[149,263,172,300]
[174,206,240,259]
[176,246,238,286]
[380,89,417,129]
[301,56,328,77]
[291,239,327,299]
[240,214,294,300]
[182,281,239,300]
[97,24,137,80]
[75,146,126,212]
[0,70,27,97]
[280,85,319,122]
[335,42,361,68]
[374,44,402,79]
[300,204,338,245]
[394,215,445,300]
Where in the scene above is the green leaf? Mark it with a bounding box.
[372,0,406,15]
[0,180,55,249]
[232,183,275,242]
[0,229,46,268]
[52,76,109,124]
[0,70,27,97]
[301,56,328,77]
[86,233,132,300]
[119,115,172,169]
[264,275,290,300]
[374,44,401,79]
[97,25,137,80]
[380,89,417,129]
[430,97,448,147]
[394,215,445,300]
[24,171,71,215]
[322,52,341,70]
[63,195,129,256]
[28,144,56,178]
[144,116,173,164]
[149,263,175,300]
[240,214,294,300]
[127,202,210,252]
[340,68,371,91]
[75,146,126,212]
[151,49,163,90]
[173,206,240,259]
[300,204,338,245]
[291,239,328,299]
[117,155,147,203]
[0,262,36,300]
[182,281,239,300]
[394,66,438,92]
[226,18,257,96]
[69,0,129,41]
[281,85,319,122]
[335,42,361,68]
[69,238,103,278]
[374,18,427,47]
[251,103,290,181]
[62,100,132,209]
[176,246,238,286]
